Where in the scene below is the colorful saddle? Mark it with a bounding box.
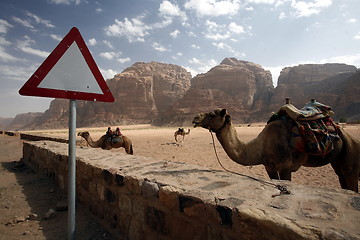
[269,99,339,156]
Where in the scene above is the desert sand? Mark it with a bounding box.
[37,123,360,190]
[1,123,359,239]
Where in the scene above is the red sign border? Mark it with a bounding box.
[19,27,115,102]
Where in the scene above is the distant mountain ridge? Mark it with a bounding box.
[4,58,359,130]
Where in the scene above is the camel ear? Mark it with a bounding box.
[220,109,227,116]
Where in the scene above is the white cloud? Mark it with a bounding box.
[212,42,245,57]
[291,0,332,18]
[320,54,360,67]
[0,46,21,62]
[16,36,49,58]
[204,20,244,41]
[191,44,200,49]
[25,11,55,28]
[48,0,83,5]
[88,38,97,46]
[100,51,121,60]
[186,58,218,76]
[0,63,37,81]
[0,19,13,34]
[50,34,62,41]
[184,0,241,17]
[228,22,244,34]
[117,57,131,64]
[170,29,180,38]
[100,68,119,80]
[204,20,230,40]
[152,42,169,52]
[96,8,103,13]
[354,32,360,40]
[247,0,283,4]
[103,40,114,49]
[159,0,187,21]
[12,17,35,31]
[189,57,200,64]
[279,12,286,19]
[346,18,357,23]
[187,31,197,37]
[105,16,151,43]
[172,52,183,60]
[0,37,11,46]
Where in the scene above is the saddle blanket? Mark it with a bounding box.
[269,100,339,156]
[287,117,339,156]
[106,135,122,144]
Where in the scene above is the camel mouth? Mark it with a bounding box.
[192,120,201,128]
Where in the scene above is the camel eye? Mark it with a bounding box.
[209,112,216,119]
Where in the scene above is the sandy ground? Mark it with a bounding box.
[73,124,360,190]
[1,124,359,239]
[0,134,122,240]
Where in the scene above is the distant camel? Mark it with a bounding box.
[174,128,190,142]
[77,131,133,155]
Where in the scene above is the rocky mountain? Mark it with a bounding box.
[0,117,13,130]
[4,59,359,130]
[155,58,274,124]
[20,61,192,130]
[269,63,358,121]
[5,112,43,130]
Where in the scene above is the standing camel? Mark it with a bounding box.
[77,131,133,155]
[192,108,360,192]
[174,128,190,142]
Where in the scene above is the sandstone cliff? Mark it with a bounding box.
[6,112,43,130]
[269,64,358,121]
[6,60,360,130]
[155,58,275,125]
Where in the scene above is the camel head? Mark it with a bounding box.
[77,131,90,138]
[192,109,229,132]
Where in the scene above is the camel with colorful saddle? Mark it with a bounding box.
[193,98,360,192]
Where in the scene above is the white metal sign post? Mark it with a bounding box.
[19,27,114,239]
[68,99,76,239]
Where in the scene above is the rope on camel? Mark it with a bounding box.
[209,130,291,197]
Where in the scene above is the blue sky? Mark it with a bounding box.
[0,0,359,118]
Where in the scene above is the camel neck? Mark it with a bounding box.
[215,122,263,166]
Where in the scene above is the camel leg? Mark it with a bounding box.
[331,164,358,192]
[278,170,291,181]
[265,165,279,180]
[175,135,178,142]
[265,165,292,181]
[124,142,133,155]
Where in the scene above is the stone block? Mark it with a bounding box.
[145,206,169,234]
[159,185,182,210]
[118,194,132,215]
[141,180,159,199]
[132,198,145,221]
[125,176,142,194]
[128,218,142,240]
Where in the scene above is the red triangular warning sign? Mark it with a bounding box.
[19,27,114,102]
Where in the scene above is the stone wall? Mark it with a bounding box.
[21,139,360,240]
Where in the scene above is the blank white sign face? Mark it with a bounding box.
[38,42,103,94]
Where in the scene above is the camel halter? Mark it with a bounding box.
[208,130,291,197]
